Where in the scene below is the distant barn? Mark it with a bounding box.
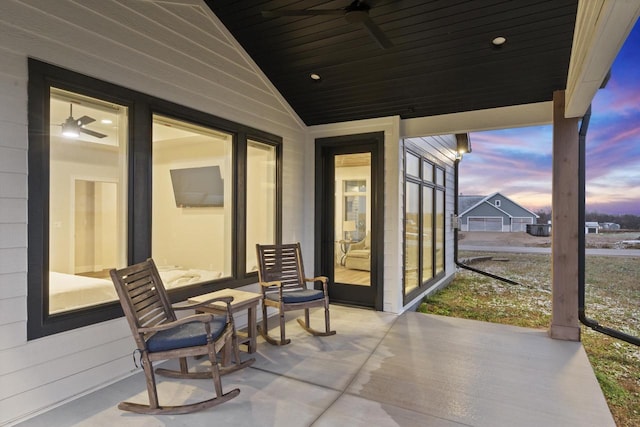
[585,222,600,234]
[600,222,620,231]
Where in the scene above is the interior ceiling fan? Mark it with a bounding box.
[262,0,393,49]
[59,103,107,139]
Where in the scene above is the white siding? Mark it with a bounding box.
[0,0,306,424]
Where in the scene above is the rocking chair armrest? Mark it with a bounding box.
[172,296,234,311]
[138,313,215,333]
[259,280,282,288]
[259,280,284,299]
[305,276,329,293]
[305,276,328,284]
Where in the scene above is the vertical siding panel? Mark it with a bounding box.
[0,223,26,248]
[0,122,28,150]
[0,272,26,299]
[0,147,26,174]
[282,136,306,245]
[0,248,26,274]
[0,297,25,327]
[0,68,27,366]
[0,172,27,199]
[384,131,403,313]
[0,322,26,351]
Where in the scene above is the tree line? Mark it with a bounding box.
[534,210,640,230]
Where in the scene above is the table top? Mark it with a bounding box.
[188,288,261,310]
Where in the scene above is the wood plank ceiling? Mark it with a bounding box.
[206,0,578,126]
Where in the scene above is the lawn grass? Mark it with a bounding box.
[418,251,640,427]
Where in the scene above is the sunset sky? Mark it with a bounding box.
[460,21,640,215]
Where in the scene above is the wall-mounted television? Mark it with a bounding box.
[170,166,224,207]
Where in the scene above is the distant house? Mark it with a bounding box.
[459,192,539,232]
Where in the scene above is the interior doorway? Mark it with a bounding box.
[73,179,118,275]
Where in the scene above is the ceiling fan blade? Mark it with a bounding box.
[76,115,96,126]
[79,127,107,139]
[262,9,344,18]
[361,16,393,49]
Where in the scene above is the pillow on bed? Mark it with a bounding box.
[159,268,222,289]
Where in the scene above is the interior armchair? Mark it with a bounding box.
[110,258,254,415]
[344,231,371,271]
[256,243,336,345]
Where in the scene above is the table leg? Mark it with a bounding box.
[247,304,257,353]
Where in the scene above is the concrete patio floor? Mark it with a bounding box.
[17,305,615,426]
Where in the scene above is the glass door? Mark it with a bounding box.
[316,132,383,310]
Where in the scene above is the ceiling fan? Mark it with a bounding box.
[262,0,393,49]
[59,104,107,139]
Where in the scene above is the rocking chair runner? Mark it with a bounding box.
[256,243,336,345]
[110,258,254,415]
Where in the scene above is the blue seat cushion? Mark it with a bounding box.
[266,289,324,304]
[146,317,227,353]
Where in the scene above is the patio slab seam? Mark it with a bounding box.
[307,312,401,425]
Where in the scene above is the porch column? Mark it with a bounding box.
[549,90,581,341]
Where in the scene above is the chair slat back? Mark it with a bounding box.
[256,243,306,294]
[110,259,175,350]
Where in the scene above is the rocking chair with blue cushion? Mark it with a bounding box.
[256,243,336,345]
[110,258,254,415]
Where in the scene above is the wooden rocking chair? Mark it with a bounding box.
[110,258,254,415]
[256,243,336,345]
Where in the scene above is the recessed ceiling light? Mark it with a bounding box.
[492,36,507,46]
[101,118,113,124]
[310,73,321,81]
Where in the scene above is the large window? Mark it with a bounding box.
[47,88,128,314]
[152,115,234,286]
[403,146,446,301]
[27,59,281,338]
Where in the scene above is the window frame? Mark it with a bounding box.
[245,138,280,273]
[27,59,282,339]
[402,142,446,303]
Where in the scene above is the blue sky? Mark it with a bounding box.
[461,21,640,215]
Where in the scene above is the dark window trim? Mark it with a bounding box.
[402,142,446,304]
[27,59,282,339]
[241,132,284,276]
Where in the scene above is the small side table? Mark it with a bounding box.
[338,239,353,266]
[188,288,262,356]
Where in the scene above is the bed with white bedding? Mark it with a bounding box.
[48,272,116,313]
[49,267,223,313]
